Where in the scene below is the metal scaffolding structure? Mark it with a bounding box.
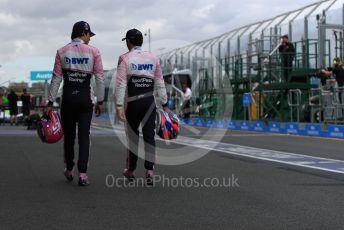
[159,0,344,123]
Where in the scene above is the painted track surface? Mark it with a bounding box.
[0,119,344,229]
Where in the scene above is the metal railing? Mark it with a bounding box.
[322,90,335,122]
[307,85,344,124]
[331,87,344,123]
[309,88,323,123]
[288,89,302,122]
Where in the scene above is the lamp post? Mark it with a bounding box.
[144,29,151,52]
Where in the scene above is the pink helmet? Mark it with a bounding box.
[37,111,64,144]
[156,110,180,140]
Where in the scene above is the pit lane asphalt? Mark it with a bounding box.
[0,121,343,230]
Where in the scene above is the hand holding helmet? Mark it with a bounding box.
[116,105,126,122]
[37,110,64,144]
[95,103,104,117]
[156,109,180,140]
[163,105,171,113]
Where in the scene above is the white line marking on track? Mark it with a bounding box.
[92,124,344,175]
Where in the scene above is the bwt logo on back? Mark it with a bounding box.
[65,57,89,64]
[131,63,154,71]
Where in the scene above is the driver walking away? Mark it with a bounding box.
[115,28,170,185]
[47,21,105,186]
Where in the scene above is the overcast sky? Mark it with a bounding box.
[0,0,318,86]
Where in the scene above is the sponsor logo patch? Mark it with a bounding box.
[65,57,89,65]
[131,63,154,71]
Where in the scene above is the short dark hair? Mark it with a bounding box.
[128,37,143,46]
[122,29,143,46]
[71,21,95,40]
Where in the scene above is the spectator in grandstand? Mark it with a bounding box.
[320,58,344,110]
[8,90,18,125]
[181,83,192,118]
[319,57,344,87]
[279,35,295,82]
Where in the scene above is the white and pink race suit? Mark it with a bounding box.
[48,38,105,173]
[115,46,167,171]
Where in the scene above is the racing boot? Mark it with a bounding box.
[146,170,154,186]
[64,168,74,182]
[122,168,135,182]
[78,173,90,186]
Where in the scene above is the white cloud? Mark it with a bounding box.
[192,4,215,19]
[140,18,167,37]
[0,0,335,85]
[201,23,221,34]
[15,40,35,55]
[0,12,18,26]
